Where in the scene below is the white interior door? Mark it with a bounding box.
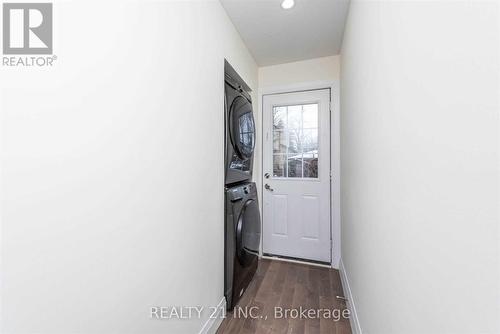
[262,89,331,263]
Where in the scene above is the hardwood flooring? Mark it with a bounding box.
[217,258,352,334]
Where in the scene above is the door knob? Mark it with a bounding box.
[264,184,274,191]
[264,173,270,179]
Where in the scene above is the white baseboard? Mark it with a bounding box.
[198,297,226,334]
[339,259,362,334]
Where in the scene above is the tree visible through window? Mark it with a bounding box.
[272,104,319,178]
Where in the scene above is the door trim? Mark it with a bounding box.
[258,80,341,269]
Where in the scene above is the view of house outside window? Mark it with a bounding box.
[273,103,319,178]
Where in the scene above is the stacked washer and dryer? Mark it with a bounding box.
[224,61,261,310]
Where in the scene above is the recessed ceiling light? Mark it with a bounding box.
[281,0,295,10]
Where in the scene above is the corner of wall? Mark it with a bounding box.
[339,259,362,334]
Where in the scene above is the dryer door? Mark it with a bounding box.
[235,199,261,267]
[229,96,255,160]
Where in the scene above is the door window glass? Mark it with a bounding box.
[238,112,255,158]
[272,103,319,178]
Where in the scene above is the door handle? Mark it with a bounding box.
[264,184,274,191]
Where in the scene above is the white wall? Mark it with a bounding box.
[0,1,257,333]
[259,55,340,89]
[340,1,499,333]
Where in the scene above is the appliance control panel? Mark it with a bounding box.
[228,184,252,202]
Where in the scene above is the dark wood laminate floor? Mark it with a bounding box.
[217,259,352,334]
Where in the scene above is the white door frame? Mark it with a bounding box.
[258,80,341,269]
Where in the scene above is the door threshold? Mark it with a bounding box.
[261,254,331,268]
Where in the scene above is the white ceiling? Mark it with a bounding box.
[220,0,350,66]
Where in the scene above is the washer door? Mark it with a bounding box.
[235,199,261,267]
[229,96,255,160]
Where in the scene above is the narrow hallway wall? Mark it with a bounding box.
[0,1,257,333]
[340,1,499,333]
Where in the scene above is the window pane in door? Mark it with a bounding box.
[287,129,301,154]
[302,129,318,152]
[303,104,318,128]
[303,151,318,178]
[287,154,303,178]
[287,105,302,129]
[272,103,319,179]
[273,130,287,154]
[273,154,287,177]
[273,107,287,130]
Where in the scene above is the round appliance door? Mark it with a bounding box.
[235,199,261,267]
[229,96,255,160]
